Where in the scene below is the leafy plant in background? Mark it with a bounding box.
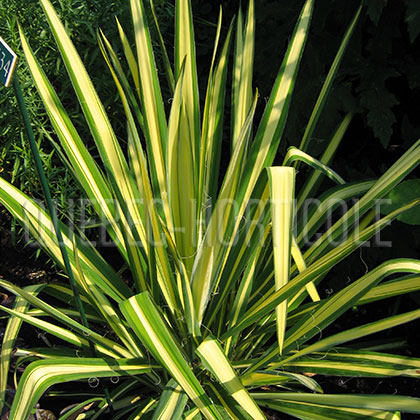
[1,0,420,419]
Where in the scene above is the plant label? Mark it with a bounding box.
[0,37,18,87]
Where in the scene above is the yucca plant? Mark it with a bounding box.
[1,0,420,418]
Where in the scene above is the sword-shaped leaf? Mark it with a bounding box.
[241,370,322,393]
[283,349,420,378]
[120,293,224,420]
[8,358,151,420]
[0,285,44,413]
[193,91,259,325]
[196,337,266,420]
[175,0,200,169]
[359,274,420,304]
[191,0,314,323]
[297,5,362,156]
[231,0,254,151]
[167,63,197,272]
[199,19,233,219]
[222,200,420,339]
[0,305,129,358]
[297,113,353,210]
[284,259,420,353]
[99,28,178,312]
[19,25,125,256]
[268,167,295,355]
[252,393,420,416]
[283,147,345,185]
[254,394,401,420]
[130,0,168,199]
[152,379,188,420]
[304,138,420,263]
[280,307,420,367]
[296,180,375,247]
[0,177,130,301]
[39,0,145,251]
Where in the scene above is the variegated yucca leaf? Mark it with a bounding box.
[268,167,295,355]
[281,348,420,378]
[222,200,420,341]
[252,393,420,417]
[0,284,45,413]
[0,177,130,301]
[196,337,266,420]
[151,379,188,420]
[297,5,362,158]
[0,305,128,358]
[191,0,315,324]
[7,357,152,420]
[297,112,353,210]
[129,0,168,204]
[2,0,420,418]
[120,293,224,420]
[231,0,254,152]
[18,24,126,257]
[304,138,420,263]
[255,395,402,420]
